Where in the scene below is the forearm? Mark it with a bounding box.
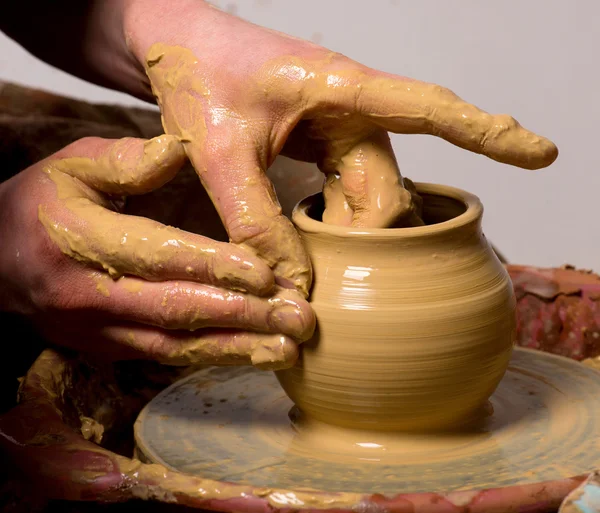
[121,0,303,80]
[2,0,302,103]
[1,0,151,101]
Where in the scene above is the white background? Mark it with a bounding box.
[1,0,597,269]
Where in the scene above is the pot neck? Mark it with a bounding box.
[292,184,484,248]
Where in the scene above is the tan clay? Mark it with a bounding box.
[276,183,516,432]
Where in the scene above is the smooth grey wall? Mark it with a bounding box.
[1,0,596,269]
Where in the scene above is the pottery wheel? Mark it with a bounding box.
[134,348,600,494]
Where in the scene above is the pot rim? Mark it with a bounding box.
[292,182,483,238]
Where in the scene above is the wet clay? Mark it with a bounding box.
[119,454,364,509]
[79,415,104,444]
[316,125,423,228]
[277,183,516,432]
[52,135,186,196]
[36,139,316,369]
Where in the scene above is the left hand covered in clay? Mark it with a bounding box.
[0,135,314,368]
[118,0,558,297]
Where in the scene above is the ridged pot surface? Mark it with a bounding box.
[276,183,516,432]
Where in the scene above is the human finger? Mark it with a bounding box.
[199,141,313,296]
[322,173,353,226]
[38,169,275,295]
[52,135,187,195]
[105,325,300,370]
[359,76,558,170]
[323,129,420,227]
[83,272,315,341]
[43,320,300,370]
[307,68,557,170]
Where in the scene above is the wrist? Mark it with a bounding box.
[2,1,153,102]
[0,178,31,315]
[84,0,154,101]
[122,0,217,68]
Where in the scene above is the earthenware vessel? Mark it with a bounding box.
[276,183,516,432]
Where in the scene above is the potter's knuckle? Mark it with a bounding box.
[153,296,180,329]
[238,296,253,326]
[421,102,437,123]
[480,114,519,146]
[141,333,171,360]
[153,287,205,330]
[227,212,272,246]
[494,114,519,130]
[263,65,304,105]
[353,83,366,112]
[324,52,353,72]
[209,248,244,285]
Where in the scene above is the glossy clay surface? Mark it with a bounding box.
[134,349,600,494]
[277,184,516,431]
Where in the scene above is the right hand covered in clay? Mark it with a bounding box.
[116,0,558,297]
[0,136,315,369]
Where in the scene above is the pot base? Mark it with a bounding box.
[134,348,600,495]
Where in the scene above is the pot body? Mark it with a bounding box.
[276,183,516,432]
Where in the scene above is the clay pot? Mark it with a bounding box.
[276,183,516,433]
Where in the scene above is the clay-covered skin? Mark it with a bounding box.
[144,44,313,296]
[139,37,558,296]
[277,184,516,432]
[4,135,315,368]
[321,131,424,228]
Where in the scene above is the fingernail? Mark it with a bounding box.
[269,291,316,341]
[251,335,299,370]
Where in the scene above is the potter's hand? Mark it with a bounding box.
[0,136,314,369]
[116,0,557,295]
[2,1,558,297]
